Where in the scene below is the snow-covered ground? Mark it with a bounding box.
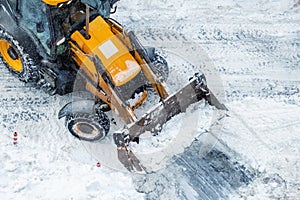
[1,0,299,199]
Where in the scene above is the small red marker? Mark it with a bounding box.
[96,162,101,167]
[13,132,18,145]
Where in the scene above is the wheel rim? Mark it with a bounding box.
[0,39,23,72]
[73,121,105,140]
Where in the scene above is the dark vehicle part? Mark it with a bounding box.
[66,111,110,141]
[150,53,169,82]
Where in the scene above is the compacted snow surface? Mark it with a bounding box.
[1,0,299,199]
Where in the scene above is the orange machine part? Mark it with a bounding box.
[70,17,141,86]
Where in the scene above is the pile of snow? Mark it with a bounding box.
[1,0,299,199]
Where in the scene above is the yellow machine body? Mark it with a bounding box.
[42,0,69,6]
[70,16,141,87]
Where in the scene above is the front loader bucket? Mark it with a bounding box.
[113,73,227,172]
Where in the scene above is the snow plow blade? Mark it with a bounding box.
[113,73,227,172]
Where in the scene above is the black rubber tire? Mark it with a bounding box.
[0,28,38,82]
[66,111,110,142]
[150,54,169,82]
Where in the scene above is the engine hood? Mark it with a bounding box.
[70,16,141,86]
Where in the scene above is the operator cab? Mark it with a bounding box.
[16,0,117,58]
[18,0,51,54]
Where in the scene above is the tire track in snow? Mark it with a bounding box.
[116,0,300,199]
[126,29,258,199]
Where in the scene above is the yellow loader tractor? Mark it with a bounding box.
[0,0,226,172]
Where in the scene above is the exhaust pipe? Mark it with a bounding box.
[85,4,90,39]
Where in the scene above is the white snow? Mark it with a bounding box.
[0,119,144,199]
[225,98,300,199]
[1,0,300,199]
[130,100,220,171]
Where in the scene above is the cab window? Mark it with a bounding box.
[19,0,51,54]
